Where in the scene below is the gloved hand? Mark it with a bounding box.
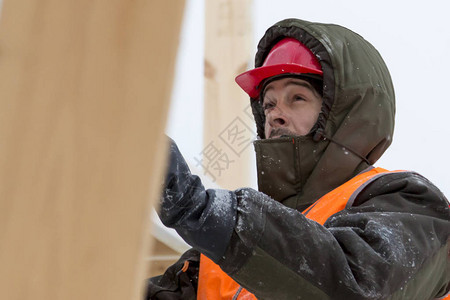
[158,137,237,262]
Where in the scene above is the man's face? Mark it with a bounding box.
[262,77,322,139]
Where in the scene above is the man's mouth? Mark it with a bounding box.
[269,128,296,139]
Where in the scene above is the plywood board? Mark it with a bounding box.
[0,0,185,299]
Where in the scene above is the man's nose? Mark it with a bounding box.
[267,105,288,127]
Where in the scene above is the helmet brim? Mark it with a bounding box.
[235,63,323,98]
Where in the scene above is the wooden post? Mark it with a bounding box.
[203,0,255,190]
[0,0,185,299]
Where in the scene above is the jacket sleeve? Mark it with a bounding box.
[158,138,450,299]
[157,138,237,262]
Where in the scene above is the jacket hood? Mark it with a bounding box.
[251,19,395,209]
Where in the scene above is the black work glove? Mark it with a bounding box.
[158,137,237,262]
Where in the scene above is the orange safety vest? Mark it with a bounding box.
[197,167,410,300]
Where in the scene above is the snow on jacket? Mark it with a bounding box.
[146,19,450,299]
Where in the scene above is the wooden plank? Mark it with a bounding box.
[204,0,254,190]
[146,240,181,278]
[0,0,185,299]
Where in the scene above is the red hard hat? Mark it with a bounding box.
[235,38,323,98]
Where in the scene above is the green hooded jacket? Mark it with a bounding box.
[147,19,449,300]
[252,18,394,210]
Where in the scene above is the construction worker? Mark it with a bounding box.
[146,19,449,299]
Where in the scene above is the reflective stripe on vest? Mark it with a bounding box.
[197,167,402,300]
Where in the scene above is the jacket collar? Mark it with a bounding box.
[254,135,369,211]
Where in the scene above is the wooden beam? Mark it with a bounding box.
[203,0,254,190]
[0,0,185,299]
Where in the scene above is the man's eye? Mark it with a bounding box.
[294,95,305,101]
[263,103,274,110]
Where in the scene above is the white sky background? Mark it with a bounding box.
[168,0,450,197]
